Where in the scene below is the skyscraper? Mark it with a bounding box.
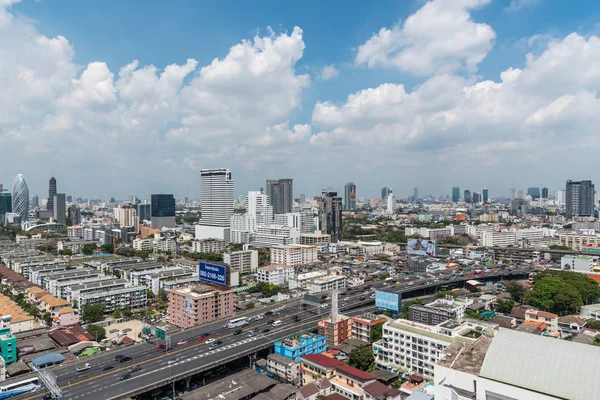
[47,177,57,214]
[11,174,29,222]
[344,182,357,211]
[0,190,12,223]
[199,168,233,227]
[527,187,541,200]
[32,195,39,208]
[317,190,342,243]
[381,186,390,201]
[136,203,151,222]
[53,193,66,226]
[68,205,81,225]
[464,190,471,204]
[541,187,549,199]
[386,193,396,215]
[472,192,482,203]
[151,194,176,228]
[265,179,293,214]
[566,180,595,220]
[482,188,489,203]
[413,187,419,202]
[452,187,460,203]
[247,190,272,225]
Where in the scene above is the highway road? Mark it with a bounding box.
[17,264,530,400]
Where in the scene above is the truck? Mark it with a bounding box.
[76,363,91,372]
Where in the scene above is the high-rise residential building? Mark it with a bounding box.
[542,187,549,199]
[0,190,12,223]
[11,174,29,222]
[452,187,460,203]
[151,194,176,228]
[527,187,541,200]
[464,190,471,204]
[53,193,66,226]
[482,188,489,203]
[344,182,356,211]
[317,190,342,243]
[196,168,233,241]
[414,187,419,202]
[266,179,293,214]
[566,180,595,220]
[381,186,390,201]
[115,205,139,232]
[47,177,57,214]
[555,189,566,205]
[136,203,151,222]
[32,195,39,208]
[247,190,272,225]
[68,205,81,225]
[386,193,396,215]
[473,192,482,203]
[299,194,306,204]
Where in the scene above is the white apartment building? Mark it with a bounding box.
[481,231,517,247]
[192,238,225,253]
[386,193,395,215]
[306,275,347,294]
[288,271,328,290]
[247,190,273,226]
[223,250,258,275]
[196,168,233,240]
[561,255,596,272]
[57,240,99,254]
[257,264,295,286]
[68,226,84,238]
[373,318,498,380]
[132,238,153,252]
[270,244,318,266]
[516,228,544,245]
[78,285,147,312]
[252,224,299,246]
[153,237,177,254]
[66,278,129,304]
[229,214,255,244]
[559,232,600,250]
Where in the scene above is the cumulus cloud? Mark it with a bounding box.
[319,65,339,81]
[355,0,495,76]
[506,0,541,12]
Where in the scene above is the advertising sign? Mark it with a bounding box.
[407,239,437,256]
[375,291,401,312]
[184,297,194,316]
[199,261,227,286]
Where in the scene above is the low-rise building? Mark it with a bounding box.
[223,250,258,275]
[559,232,599,251]
[132,238,153,252]
[0,294,35,333]
[192,239,225,254]
[525,309,559,337]
[300,353,343,385]
[267,353,301,384]
[79,285,147,313]
[289,271,328,291]
[408,298,466,326]
[580,304,600,320]
[481,231,516,247]
[271,244,318,267]
[300,231,331,246]
[0,327,16,365]
[561,255,595,272]
[39,295,71,317]
[274,333,327,362]
[330,364,377,400]
[352,313,388,343]
[168,285,235,328]
[65,278,129,305]
[307,275,347,294]
[257,264,295,286]
[318,315,353,347]
[53,307,80,327]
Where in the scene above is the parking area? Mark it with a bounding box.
[104,319,148,343]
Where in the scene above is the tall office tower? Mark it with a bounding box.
[413,187,419,202]
[299,194,306,204]
[68,205,81,225]
[482,188,489,203]
[200,168,234,226]
[317,189,343,243]
[53,193,66,225]
[32,195,39,208]
[472,192,482,203]
[527,187,541,200]
[344,182,357,211]
[265,179,293,215]
[381,186,390,201]
[66,195,72,203]
[47,177,57,214]
[136,203,151,222]
[11,174,29,222]
[452,187,460,203]
[463,190,471,204]
[151,194,176,228]
[566,180,595,220]
[247,190,272,225]
[0,189,12,223]
[386,193,396,215]
[541,187,549,199]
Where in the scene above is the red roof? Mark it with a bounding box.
[301,353,343,368]
[335,364,376,382]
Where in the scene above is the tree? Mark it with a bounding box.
[348,346,374,372]
[246,302,255,310]
[59,249,73,256]
[434,290,456,300]
[158,289,168,302]
[379,272,390,280]
[248,282,283,297]
[101,243,114,253]
[549,245,570,250]
[400,299,422,319]
[495,299,516,314]
[585,320,600,330]
[43,312,53,327]
[370,322,384,342]
[146,289,155,299]
[81,303,105,323]
[86,324,106,341]
[465,309,482,320]
[122,308,133,319]
[505,282,526,303]
[81,243,97,255]
[525,276,583,315]
[385,231,407,243]
[112,309,122,319]
[135,251,150,260]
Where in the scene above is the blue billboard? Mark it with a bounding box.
[199,261,227,286]
[375,291,401,312]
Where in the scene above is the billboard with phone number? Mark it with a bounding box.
[199,261,227,286]
[375,291,401,312]
[407,238,436,256]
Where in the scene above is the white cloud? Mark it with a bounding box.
[319,65,339,81]
[355,0,495,76]
[506,0,541,12]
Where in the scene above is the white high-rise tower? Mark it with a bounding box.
[196,168,234,241]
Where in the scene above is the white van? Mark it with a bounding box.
[272,320,282,327]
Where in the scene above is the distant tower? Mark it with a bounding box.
[330,289,338,324]
[47,177,57,214]
[344,182,357,211]
[11,174,29,221]
[452,187,460,203]
[482,188,489,203]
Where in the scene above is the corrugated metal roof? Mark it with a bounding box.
[32,352,65,366]
[480,329,600,400]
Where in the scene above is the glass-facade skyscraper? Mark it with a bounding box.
[151,194,176,228]
[11,174,29,222]
[452,187,460,203]
[483,188,489,203]
[266,178,293,215]
[344,182,356,211]
[566,180,595,220]
[47,177,57,214]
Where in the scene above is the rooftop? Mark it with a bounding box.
[335,364,375,382]
[437,336,493,375]
[259,264,294,271]
[169,284,234,298]
[301,353,343,368]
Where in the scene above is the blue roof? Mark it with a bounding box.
[32,353,66,366]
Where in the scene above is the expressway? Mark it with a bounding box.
[18,265,531,400]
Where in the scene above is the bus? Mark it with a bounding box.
[0,378,40,399]
[227,317,249,329]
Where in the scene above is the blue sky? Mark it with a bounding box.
[3,0,600,200]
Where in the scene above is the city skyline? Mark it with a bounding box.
[2,1,600,198]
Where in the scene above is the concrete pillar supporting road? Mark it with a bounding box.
[184,377,191,390]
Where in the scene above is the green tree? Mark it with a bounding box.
[434,290,457,300]
[246,302,255,310]
[81,243,97,255]
[122,308,133,319]
[400,299,422,319]
[593,335,600,347]
[101,243,114,253]
[495,299,516,314]
[248,282,283,297]
[379,272,390,280]
[158,289,168,302]
[59,249,73,256]
[135,251,151,260]
[549,245,570,250]
[385,231,407,243]
[585,320,600,330]
[465,309,482,320]
[86,324,106,341]
[146,289,155,299]
[81,303,105,323]
[348,346,374,372]
[112,309,122,319]
[370,322,384,342]
[525,276,583,315]
[505,282,526,303]
[43,312,53,327]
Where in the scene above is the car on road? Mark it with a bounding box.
[155,344,166,349]
[247,330,256,337]
[41,395,52,400]
[208,343,219,350]
[128,365,142,373]
[114,354,125,361]
[321,304,328,309]
[292,315,300,322]
[267,319,275,325]
[177,339,188,345]
[234,329,242,335]
[254,315,264,320]
[360,296,366,301]
[206,338,216,345]
[103,365,115,371]
[168,358,179,365]
[119,356,132,363]
[120,373,131,381]
[262,328,270,334]
[264,311,274,316]
[76,363,91,372]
